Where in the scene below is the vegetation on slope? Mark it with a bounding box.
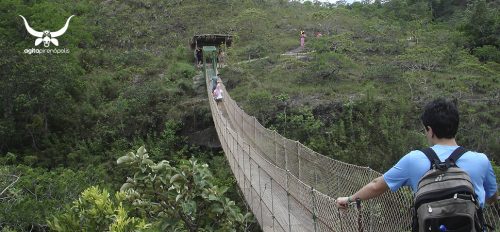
[0,0,498,231]
[224,0,499,173]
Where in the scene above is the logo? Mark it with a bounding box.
[19,15,75,47]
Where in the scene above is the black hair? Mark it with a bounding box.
[420,98,459,139]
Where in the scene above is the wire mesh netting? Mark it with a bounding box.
[205,67,500,232]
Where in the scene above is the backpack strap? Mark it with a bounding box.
[420,147,440,170]
[420,146,468,170]
[444,146,467,168]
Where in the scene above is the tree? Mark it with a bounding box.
[462,0,499,52]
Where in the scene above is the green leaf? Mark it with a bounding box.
[208,194,218,201]
[120,183,134,192]
[211,205,224,214]
[142,158,154,166]
[116,156,133,165]
[175,194,182,202]
[170,174,183,184]
[137,146,147,159]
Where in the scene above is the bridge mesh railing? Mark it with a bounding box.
[205,67,500,232]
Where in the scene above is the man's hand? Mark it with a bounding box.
[335,176,389,211]
[336,197,350,210]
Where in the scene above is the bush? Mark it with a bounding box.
[0,165,108,231]
[115,146,252,231]
[364,63,402,83]
[473,45,500,63]
[169,62,196,80]
[49,186,150,232]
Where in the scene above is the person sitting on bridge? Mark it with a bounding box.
[213,82,223,106]
[336,98,497,215]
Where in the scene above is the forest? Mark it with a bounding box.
[0,0,498,231]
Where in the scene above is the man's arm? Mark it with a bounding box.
[335,176,390,209]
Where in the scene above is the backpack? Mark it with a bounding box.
[412,147,486,232]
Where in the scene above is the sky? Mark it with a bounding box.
[298,0,360,4]
[321,0,358,3]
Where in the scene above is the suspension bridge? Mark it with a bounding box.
[202,50,500,232]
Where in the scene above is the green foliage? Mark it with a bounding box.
[363,63,402,83]
[169,62,197,80]
[276,108,323,142]
[461,0,499,50]
[397,46,448,71]
[246,90,278,124]
[310,52,357,80]
[0,165,108,231]
[1,0,499,230]
[116,146,252,231]
[309,35,333,54]
[493,161,500,183]
[473,45,500,63]
[242,43,270,60]
[330,32,357,54]
[232,8,269,43]
[48,186,150,232]
[316,96,425,171]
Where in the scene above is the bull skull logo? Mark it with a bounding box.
[19,15,75,47]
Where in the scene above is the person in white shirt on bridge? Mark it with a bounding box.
[213,82,223,106]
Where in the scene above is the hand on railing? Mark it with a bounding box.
[336,197,364,232]
[335,196,361,210]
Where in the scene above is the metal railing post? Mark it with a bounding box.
[284,139,288,171]
[249,144,253,214]
[242,137,247,202]
[311,187,318,232]
[254,117,257,142]
[286,171,292,232]
[270,177,275,231]
[274,131,278,165]
[297,141,301,180]
[257,165,264,228]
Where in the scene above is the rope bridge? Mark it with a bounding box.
[204,67,500,232]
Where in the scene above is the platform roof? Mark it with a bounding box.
[191,34,233,49]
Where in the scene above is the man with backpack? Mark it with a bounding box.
[336,98,498,231]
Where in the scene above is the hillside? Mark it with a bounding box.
[222,0,500,172]
[0,0,498,231]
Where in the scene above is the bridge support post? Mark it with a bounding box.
[240,144,244,187]
[254,117,257,142]
[297,141,301,180]
[249,145,253,218]
[314,168,319,191]
[284,139,288,171]
[242,138,247,205]
[235,103,237,133]
[257,165,264,229]
[274,131,278,165]
[286,171,292,232]
[311,186,318,232]
[270,177,275,231]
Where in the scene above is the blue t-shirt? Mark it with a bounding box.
[383,144,497,207]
